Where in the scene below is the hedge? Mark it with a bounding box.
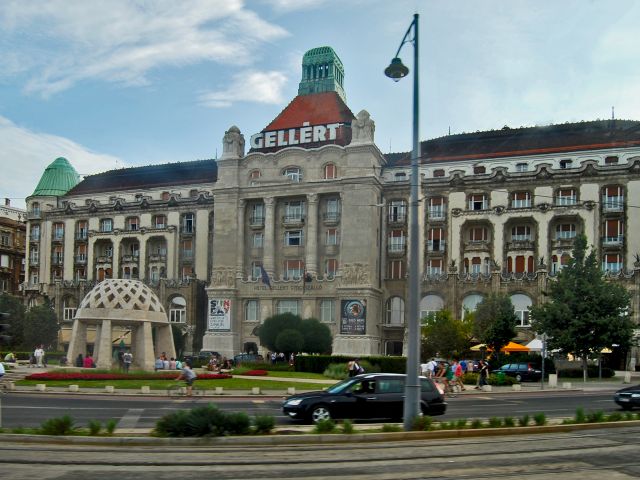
[557,366,615,378]
[294,355,406,374]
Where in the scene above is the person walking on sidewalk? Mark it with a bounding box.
[477,360,489,389]
[33,345,45,368]
[123,351,133,373]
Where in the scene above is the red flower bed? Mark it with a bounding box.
[25,372,232,381]
[242,369,268,376]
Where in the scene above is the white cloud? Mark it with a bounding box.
[0,0,289,97]
[0,115,123,209]
[198,70,288,108]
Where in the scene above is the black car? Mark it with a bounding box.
[282,373,447,423]
[614,385,640,410]
[492,363,542,382]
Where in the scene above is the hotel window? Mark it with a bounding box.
[386,297,405,325]
[469,227,488,242]
[551,254,571,273]
[323,163,337,179]
[556,223,576,239]
[276,299,299,315]
[470,257,482,274]
[511,191,531,208]
[433,169,445,177]
[30,224,40,241]
[511,225,531,241]
[126,216,139,231]
[100,218,113,233]
[245,300,259,322]
[252,232,264,248]
[468,193,488,211]
[76,221,88,240]
[387,259,405,279]
[250,203,265,225]
[153,215,167,228]
[53,245,63,265]
[169,297,187,323]
[181,213,194,233]
[515,162,528,172]
[428,197,446,219]
[427,228,445,252]
[326,228,339,245]
[180,239,193,259]
[388,229,406,252]
[559,159,573,169]
[603,219,623,245]
[283,167,302,182]
[388,200,407,223]
[394,172,407,181]
[284,230,303,246]
[427,258,443,275]
[284,259,304,280]
[325,259,338,278]
[320,299,335,323]
[53,223,64,240]
[181,266,193,281]
[508,255,532,273]
[29,247,39,264]
[555,188,577,206]
[602,185,624,211]
[473,165,486,174]
[75,245,87,263]
[31,202,41,216]
[0,232,9,247]
[605,156,619,165]
[250,261,263,280]
[249,170,261,186]
[602,253,623,273]
[325,198,340,221]
[63,303,77,321]
[284,200,304,222]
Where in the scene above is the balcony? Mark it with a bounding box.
[121,254,140,263]
[52,233,64,243]
[387,242,406,255]
[29,256,39,266]
[30,233,40,242]
[602,197,624,212]
[52,255,64,266]
[427,239,446,252]
[75,255,87,264]
[507,239,535,251]
[464,240,490,251]
[428,207,446,221]
[76,231,88,241]
[26,210,41,220]
[180,225,195,235]
[96,255,113,264]
[282,215,305,227]
[148,254,167,263]
[387,213,407,226]
[249,215,265,228]
[323,212,341,225]
[602,235,624,247]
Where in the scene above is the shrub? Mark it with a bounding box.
[294,355,405,374]
[105,419,117,435]
[253,415,275,435]
[556,366,615,378]
[488,374,518,386]
[455,418,468,429]
[155,410,191,437]
[607,412,623,422]
[87,420,102,436]
[533,413,546,426]
[503,417,515,427]
[341,419,355,434]
[471,419,483,429]
[154,404,255,437]
[412,416,433,431]
[488,417,502,428]
[40,415,75,436]
[624,412,634,421]
[313,419,336,434]
[462,372,478,385]
[518,415,530,427]
[574,407,586,423]
[11,427,25,434]
[323,363,349,380]
[586,410,605,423]
[381,423,402,432]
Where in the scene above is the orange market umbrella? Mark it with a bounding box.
[500,341,530,353]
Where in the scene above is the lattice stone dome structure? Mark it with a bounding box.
[67,279,176,370]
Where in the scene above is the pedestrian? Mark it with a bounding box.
[83,354,95,368]
[155,356,164,371]
[169,357,176,370]
[0,361,4,380]
[270,352,276,364]
[454,359,466,391]
[123,350,133,373]
[34,345,45,368]
[75,353,84,367]
[3,352,16,363]
[477,360,489,389]
[426,358,438,378]
[177,361,197,396]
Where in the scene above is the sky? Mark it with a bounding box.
[2,0,640,209]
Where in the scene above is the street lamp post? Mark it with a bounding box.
[385,13,421,430]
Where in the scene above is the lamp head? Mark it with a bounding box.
[384,57,409,81]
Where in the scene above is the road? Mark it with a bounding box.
[0,389,623,429]
[1,425,640,479]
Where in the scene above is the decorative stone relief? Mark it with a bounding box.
[451,208,462,217]
[537,203,551,212]
[536,166,551,179]
[210,267,237,288]
[221,125,245,159]
[583,200,596,210]
[341,263,370,285]
[449,173,464,187]
[493,205,506,215]
[350,110,375,144]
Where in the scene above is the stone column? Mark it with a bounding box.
[155,324,177,360]
[66,320,88,363]
[134,321,155,370]
[95,319,113,369]
[138,237,147,281]
[236,199,246,276]
[263,197,275,274]
[305,194,319,275]
[112,239,120,279]
[87,239,95,281]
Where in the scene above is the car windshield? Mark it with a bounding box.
[325,378,358,394]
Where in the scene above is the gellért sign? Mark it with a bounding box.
[250,121,342,149]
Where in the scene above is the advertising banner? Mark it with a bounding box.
[208,299,231,331]
[340,299,366,335]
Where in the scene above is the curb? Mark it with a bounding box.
[3,420,640,448]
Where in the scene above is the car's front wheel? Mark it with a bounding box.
[310,405,332,423]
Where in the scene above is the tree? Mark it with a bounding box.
[23,304,59,351]
[258,313,302,352]
[275,329,305,356]
[420,310,473,360]
[258,313,333,354]
[473,293,518,357]
[300,318,332,354]
[0,293,26,348]
[530,234,633,381]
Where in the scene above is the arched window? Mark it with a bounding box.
[283,167,302,182]
[386,296,405,325]
[461,294,484,319]
[323,163,337,179]
[169,296,186,323]
[420,294,444,321]
[511,294,532,327]
[249,170,261,186]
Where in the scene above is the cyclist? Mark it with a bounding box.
[176,360,197,396]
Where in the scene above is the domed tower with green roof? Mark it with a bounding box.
[298,46,346,102]
[31,157,80,197]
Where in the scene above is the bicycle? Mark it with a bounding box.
[167,382,204,398]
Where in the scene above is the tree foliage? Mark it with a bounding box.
[275,329,305,355]
[420,310,473,360]
[0,293,26,348]
[530,234,632,378]
[473,293,518,354]
[171,324,186,359]
[258,313,333,354]
[23,303,59,350]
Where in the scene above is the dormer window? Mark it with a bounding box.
[473,166,486,174]
[283,167,302,182]
[605,156,618,165]
[559,159,572,169]
[515,162,528,172]
[394,172,407,181]
[433,169,445,178]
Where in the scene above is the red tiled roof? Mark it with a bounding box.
[265,92,355,131]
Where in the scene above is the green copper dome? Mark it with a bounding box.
[32,157,80,196]
[298,46,346,102]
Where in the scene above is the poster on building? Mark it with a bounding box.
[340,299,366,335]
[208,299,231,331]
